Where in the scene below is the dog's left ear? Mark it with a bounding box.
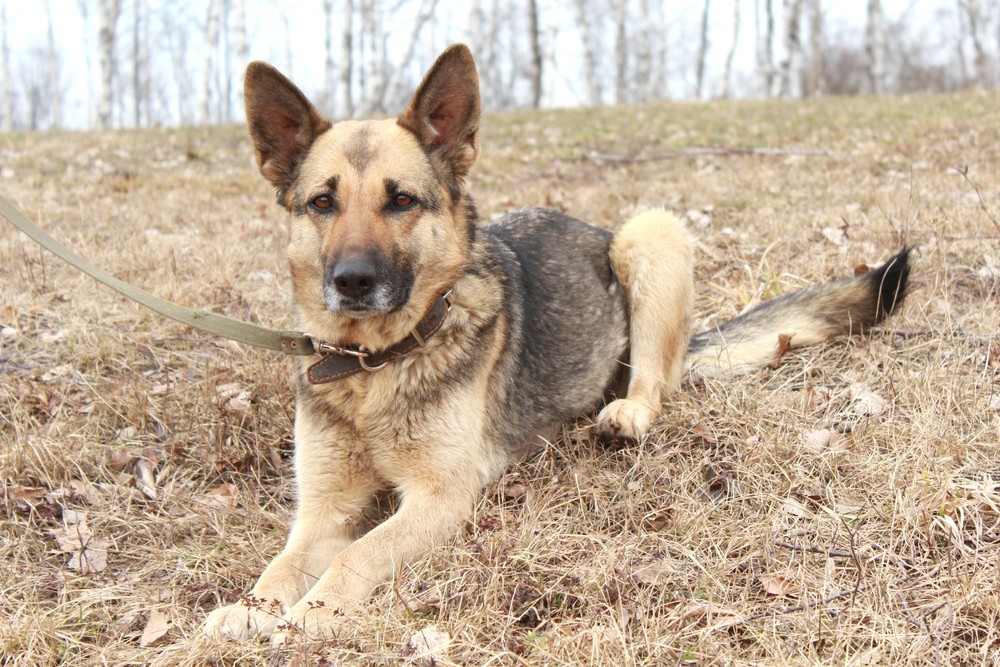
[244,61,331,201]
[397,44,481,179]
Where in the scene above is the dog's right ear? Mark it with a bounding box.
[244,62,331,200]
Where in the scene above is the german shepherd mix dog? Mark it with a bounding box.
[205,45,909,641]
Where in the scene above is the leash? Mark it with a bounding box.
[0,193,317,356]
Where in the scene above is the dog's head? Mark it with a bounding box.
[244,45,480,346]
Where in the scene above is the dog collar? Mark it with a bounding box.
[306,291,452,384]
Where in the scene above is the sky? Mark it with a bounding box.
[2,0,959,129]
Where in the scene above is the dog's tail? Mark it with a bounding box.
[684,249,911,380]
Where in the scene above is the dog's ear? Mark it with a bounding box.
[397,44,480,179]
[244,62,331,199]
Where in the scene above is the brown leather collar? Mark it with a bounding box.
[306,292,452,384]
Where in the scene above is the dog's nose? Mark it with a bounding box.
[330,257,378,298]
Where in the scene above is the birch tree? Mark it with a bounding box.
[234,0,248,113]
[779,0,804,98]
[0,0,12,131]
[865,0,886,94]
[756,0,777,97]
[46,0,62,128]
[721,0,740,98]
[340,0,354,117]
[959,0,987,86]
[198,0,221,124]
[380,0,439,111]
[527,0,542,108]
[614,0,628,103]
[695,0,711,99]
[573,0,602,106]
[97,0,122,128]
[323,0,336,115]
[806,0,823,96]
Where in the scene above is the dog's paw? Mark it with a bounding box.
[270,599,348,646]
[203,598,285,640]
[596,399,657,443]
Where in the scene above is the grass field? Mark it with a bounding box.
[1,91,998,666]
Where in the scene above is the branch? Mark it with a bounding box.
[577,146,832,164]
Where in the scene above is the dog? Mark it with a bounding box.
[204,44,910,642]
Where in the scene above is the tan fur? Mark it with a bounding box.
[204,45,909,644]
[596,209,694,441]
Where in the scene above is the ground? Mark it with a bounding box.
[1,92,998,666]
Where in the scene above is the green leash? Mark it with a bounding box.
[0,194,316,356]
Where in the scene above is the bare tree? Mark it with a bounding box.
[322,0,336,115]
[635,0,654,102]
[959,0,987,86]
[198,0,221,124]
[45,0,62,128]
[756,0,777,97]
[234,0,248,113]
[865,0,886,94]
[806,0,823,96]
[340,0,354,117]
[614,0,628,103]
[695,0,712,99]
[779,0,804,98]
[361,0,386,115]
[573,0,602,106]
[721,0,741,98]
[0,0,13,131]
[380,0,439,112]
[97,0,122,128]
[527,0,542,108]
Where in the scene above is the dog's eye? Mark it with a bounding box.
[391,194,415,210]
[311,195,334,211]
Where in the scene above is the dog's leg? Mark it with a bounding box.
[204,410,377,640]
[273,418,496,643]
[597,209,694,441]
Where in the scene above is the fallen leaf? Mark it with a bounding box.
[199,483,238,510]
[140,609,173,647]
[50,514,110,574]
[9,485,46,509]
[783,497,813,519]
[759,574,800,597]
[802,428,851,454]
[402,624,451,664]
[849,384,887,417]
[643,507,672,532]
[504,482,528,501]
[633,560,681,585]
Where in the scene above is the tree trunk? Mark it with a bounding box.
[721,0,740,98]
[527,0,542,108]
[46,0,62,128]
[234,0,248,115]
[573,0,602,106]
[756,0,777,97]
[198,0,221,124]
[806,0,823,96]
[695,0,711,99]
[865,0,885,94]
[340,0,354,117]
[380,0,438,112]
[323,0,335,116]
[960,0,987,87]
[635,0,653,102]
[779,0,804,98]
[614,0,628,104]
[131,0,142,127]
[97,0,121,128]
[0,0,12,131]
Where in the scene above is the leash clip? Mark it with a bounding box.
[310,339,388,373]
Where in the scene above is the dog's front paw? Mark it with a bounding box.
[596,398,657,443]
[203,597,286,640]
[270,599,349,646]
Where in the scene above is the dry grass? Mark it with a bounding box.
[1,91,998,666]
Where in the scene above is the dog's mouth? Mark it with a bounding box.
[322,282,412,317]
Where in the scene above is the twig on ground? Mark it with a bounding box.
[952,165,1000,233]
[577,146,833,164]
